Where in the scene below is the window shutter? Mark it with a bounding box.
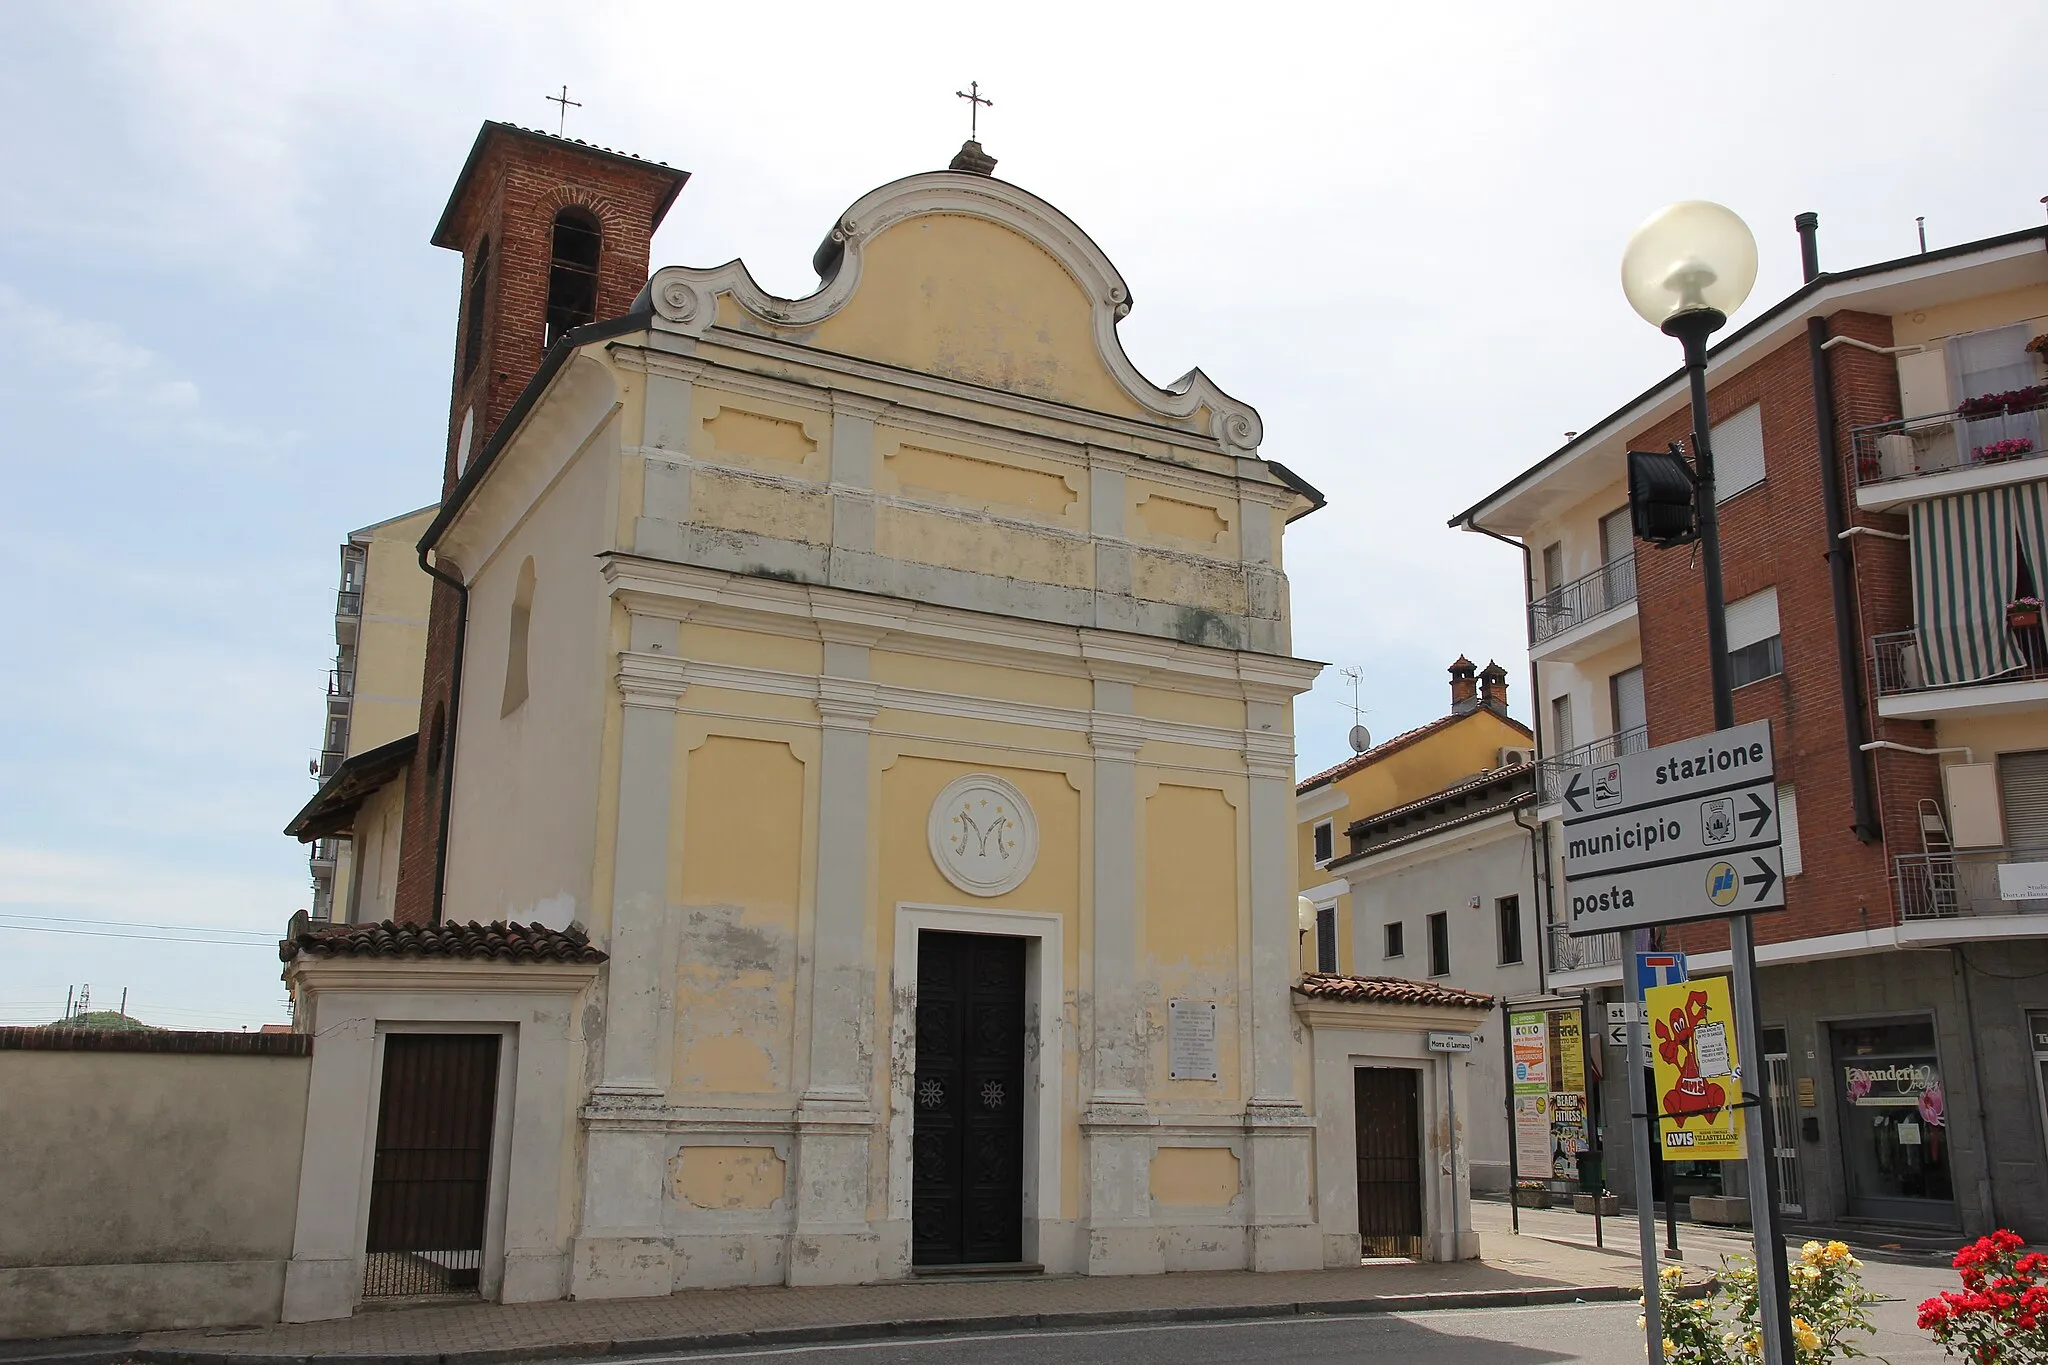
[1713,404,1766,501]
[1550,696,1575,756]
[1601,507,1633,565]
[1316,906,1338,973]
[1313,821,1333,864]
[1611,666,1647,735]
[1725,587,1781,652]
[1999,751,2048,851]
[1777,784,1802,877]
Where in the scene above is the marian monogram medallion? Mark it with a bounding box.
[928,774,1038,897]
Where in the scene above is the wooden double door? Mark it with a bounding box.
[911,931,1027,1266]
[1354,1066,1424,1259]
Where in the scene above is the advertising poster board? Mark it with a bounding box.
[1515,1094,1552,1179]
[1645,976,1745,1160]
[1511,1011,1549,1094]
[1555,1011,1586,1094]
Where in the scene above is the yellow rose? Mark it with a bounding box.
[1825,1240,1851,1261]
[1793,1317,1821,1352]
[1802,1240,1823,1257]
[1662,1264,1686,1283]
[1663,1339,1676,1356]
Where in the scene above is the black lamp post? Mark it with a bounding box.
[1622,202,1796,1365]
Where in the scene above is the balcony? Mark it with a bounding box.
[309,837,340,870]
[1851,400,2046,513]
[328,667,356,698]
[336,588,362,618]
[1871,629,2048,720]
[1548,923,1624,977]
[1894,848,2048,936]
[1529,554,1637,662]
[1538,725,1649,805]
[314,747,345,780]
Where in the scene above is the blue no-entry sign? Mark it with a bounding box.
[1634,951,1688,1001]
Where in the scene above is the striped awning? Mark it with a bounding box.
[1910,487,2029,686]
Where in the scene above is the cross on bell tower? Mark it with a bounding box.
[948,81,998,177]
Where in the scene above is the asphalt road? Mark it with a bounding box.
[614,1304,1655,1364]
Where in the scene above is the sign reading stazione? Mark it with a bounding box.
[1560,720,1785,936]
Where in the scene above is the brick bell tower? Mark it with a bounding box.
[392,123,689,924]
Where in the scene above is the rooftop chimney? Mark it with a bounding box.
[1795,211,1820,283]
[1478,660,1510,715]
[1449,656,1478,715]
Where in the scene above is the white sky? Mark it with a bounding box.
[1,1,2042,1028]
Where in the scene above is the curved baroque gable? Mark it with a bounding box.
[643,172,1263,452]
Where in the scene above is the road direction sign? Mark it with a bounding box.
[1561,720,1784,936]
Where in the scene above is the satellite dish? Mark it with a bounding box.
[1348,724,1372,754]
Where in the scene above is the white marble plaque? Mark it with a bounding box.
[1168,998,1219,1081]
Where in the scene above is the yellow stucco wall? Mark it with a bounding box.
[347,506,435,757]
[809,214,1147,420]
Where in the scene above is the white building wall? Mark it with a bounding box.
[1341,818,1541,1192]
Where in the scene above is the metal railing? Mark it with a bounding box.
[1530,554,1636,643]
[1548,923,1624,973]
[1871,629,2048,698]
[336,588,362,617]
[316,747,345,780]
[328,668,356,698]
[1851,405,2045,489]
[1895,846,2048,920]
[1538,725,1649,802]
[310,838,340,868]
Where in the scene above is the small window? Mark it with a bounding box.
[1312,819,1334,866]
[1726,587,1783,688]
[1384,921,1404,959]
[544,208,602,347]
[1497,895,1523,965]
[1315,905,1338,974]
[461,234,491,382]
[502,557,536,716]
[1427,912,1450,977]
[1777,783,1803,877]
[1713,403,1767,501]
[426,701,447,784]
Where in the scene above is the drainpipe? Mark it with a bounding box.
[1513,803,1549,995]
[1952,948,2000,1234]
[1807,287,1883,842]
[417,545,470,925]
[1467,518,1561,968]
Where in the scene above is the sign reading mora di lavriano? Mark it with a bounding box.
[1560,718,1785,936]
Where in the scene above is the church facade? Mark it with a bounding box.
[279,124,1487,1319]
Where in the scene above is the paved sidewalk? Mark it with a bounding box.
[8,1222,1653,1365]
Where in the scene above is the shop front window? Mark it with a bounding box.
[2031,1013,2048,1159]
[1830,1018,1953,1222]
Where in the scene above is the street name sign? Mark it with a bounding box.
[1561,720,1784,936]
[1427,1031,1476,1053]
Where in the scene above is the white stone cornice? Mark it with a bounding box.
[616,651,690,708]
[1088,714,1148,760]
[1291,998,1494,1033]
[1244,731,1296,779]
[828,389,893,420]
[817,677,880,730]
[609,344,709,384]
[283,959,602,993]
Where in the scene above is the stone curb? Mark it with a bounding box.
[6,1283,1650,1365]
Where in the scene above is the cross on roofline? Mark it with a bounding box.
[955,81,992,140]
[545,85,582,137]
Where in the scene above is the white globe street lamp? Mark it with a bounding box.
[1619,199,1796,1365]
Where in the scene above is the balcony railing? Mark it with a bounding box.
[1895,847,2048,921]
[336,588,362,617]
[1851,403,2045,490]
[315,747,344,780]
[1530,554,1636,644]
[310,838,340,869]
[1538,725,1649,803]
[328,668,355,699]
[1549,923,1624,973]
[1871,629,2048,698]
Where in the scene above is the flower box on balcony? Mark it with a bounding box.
[1974,438,2035,464]
[2009,597,2042,631]
[1957,385,2048,419]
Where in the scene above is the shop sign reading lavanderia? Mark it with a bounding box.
[1843,1059,1945,1124]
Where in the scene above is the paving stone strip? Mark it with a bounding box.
[5,1230,1652,1365]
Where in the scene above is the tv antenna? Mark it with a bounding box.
[1338,667,1372,754]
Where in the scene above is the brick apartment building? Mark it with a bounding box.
[1451,214,2048,1237]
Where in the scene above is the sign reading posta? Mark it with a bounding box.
[1645,976,1746,1160]
[1560,720,1785,936]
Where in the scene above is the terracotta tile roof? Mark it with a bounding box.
[280,919,608,965]
[1332,764,1536,862]
[1296,709,1532,795]
[1294,973,1495,1010]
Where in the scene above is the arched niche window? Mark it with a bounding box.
[544,208,602,348]
[502,557,535,716]
[461,234,491,382]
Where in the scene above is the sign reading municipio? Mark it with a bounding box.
[1560,719,1785,936]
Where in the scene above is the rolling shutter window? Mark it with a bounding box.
[1714,403,1767,501]
[1726,588,1781,652]
[1777,783,1803,877]
[1601,507,1633,564]
[1998,751,2048,851]
[1550,696,1576,757]
[1612,666,1647,738]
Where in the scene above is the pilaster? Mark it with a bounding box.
[572,617,685,1299]
[789,628,882,1285]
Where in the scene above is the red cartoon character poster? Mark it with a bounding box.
[1645,977,1745,1160]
